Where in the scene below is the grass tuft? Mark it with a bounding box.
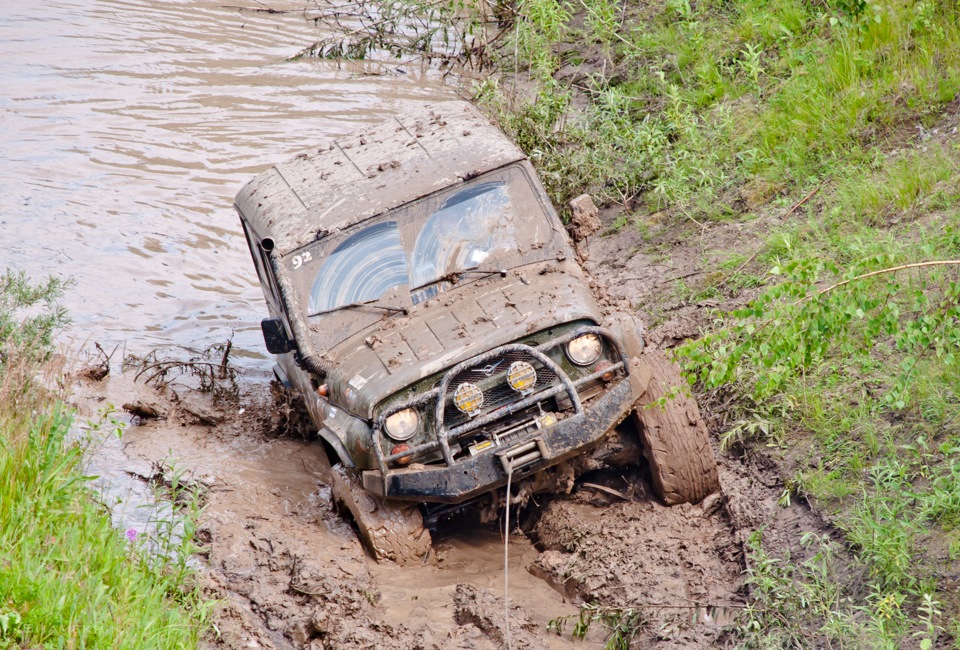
[0,274,211,648]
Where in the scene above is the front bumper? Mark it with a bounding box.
[363,373,637,503]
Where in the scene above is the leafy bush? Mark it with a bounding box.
[0,271,68,360]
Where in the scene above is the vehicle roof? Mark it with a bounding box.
[235,100,527,256]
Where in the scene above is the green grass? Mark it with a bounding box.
[478,0,960,212]
[0,274,211,648]
[465,0,960,646]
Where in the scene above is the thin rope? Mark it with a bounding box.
[503,466,513,650]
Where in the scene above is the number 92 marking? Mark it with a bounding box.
[291,251,313,269]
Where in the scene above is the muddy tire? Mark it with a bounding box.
[631,349,719,506]
[330,464,432,564]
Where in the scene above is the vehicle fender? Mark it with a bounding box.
[306,392,375,469]
[317,425,355,467]
[604,311,650,400]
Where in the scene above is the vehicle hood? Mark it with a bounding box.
[315,260,601,419]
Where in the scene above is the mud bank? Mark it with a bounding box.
[71,348,839,649]
[73,373,585,649]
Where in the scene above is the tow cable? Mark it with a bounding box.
[503,465,513,650]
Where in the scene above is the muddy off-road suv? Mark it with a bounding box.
[236,101,719,562]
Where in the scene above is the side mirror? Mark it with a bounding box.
[261,318,294,355]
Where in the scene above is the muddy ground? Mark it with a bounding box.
[71,213,839,650]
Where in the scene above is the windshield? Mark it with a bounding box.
[409,181,515,289]
[289,164,555,317]
[308,221,407,314]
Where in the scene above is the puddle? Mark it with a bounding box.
[73,404,197,565]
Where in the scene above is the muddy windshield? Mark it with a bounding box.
[408,181,515,289]
[307,221,408,314]
[290,165,554,317]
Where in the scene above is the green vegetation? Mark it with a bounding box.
[0,272,212,648]
[253,0,960,644]
[460,0,960,646]
[547,602,644,649]
[0,271,69,356]
[477,0,960,213]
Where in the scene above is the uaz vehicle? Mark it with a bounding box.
[235,101,719,562]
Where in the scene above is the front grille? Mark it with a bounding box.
[442,351,559,430]
[372,327,621,482]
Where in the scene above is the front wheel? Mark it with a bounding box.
[330,464,432,564]
[630,349,720,505]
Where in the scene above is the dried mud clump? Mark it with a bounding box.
[452,584,550,649]
[532,492,743,648]
[567,193,602,262]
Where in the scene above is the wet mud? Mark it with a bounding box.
[72,372,590,649]
[70,353,838,649]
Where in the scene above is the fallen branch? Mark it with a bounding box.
[778,180,826,220]
[135,360,226,385]
[580,482,630,500]
[800,260,960,305]
[715,251,759,289]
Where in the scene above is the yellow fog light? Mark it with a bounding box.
[507,361,537,394]
[539,413,557,428]
[566,333,602,366]
[453,382,483,416]
[384,408,420,441]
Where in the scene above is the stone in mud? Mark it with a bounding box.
[567,193,601,261]
[122,400,165,420]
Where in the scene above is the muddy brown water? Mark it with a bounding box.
[2,2,800,647]
[1,0,446,364]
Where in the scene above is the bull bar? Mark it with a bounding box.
[365,326,634,502]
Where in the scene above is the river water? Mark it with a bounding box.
[2,0,473,611]
[0,0,455,368]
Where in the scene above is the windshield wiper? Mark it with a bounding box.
[309,300,409,318]
[458,267,508,280]
[421,265,508,290]
[410,267,509,304]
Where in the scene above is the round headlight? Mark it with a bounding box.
[384,408,420,441]
[453,382,484,416]
[566,333,603,366]
[507,361,537,393]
